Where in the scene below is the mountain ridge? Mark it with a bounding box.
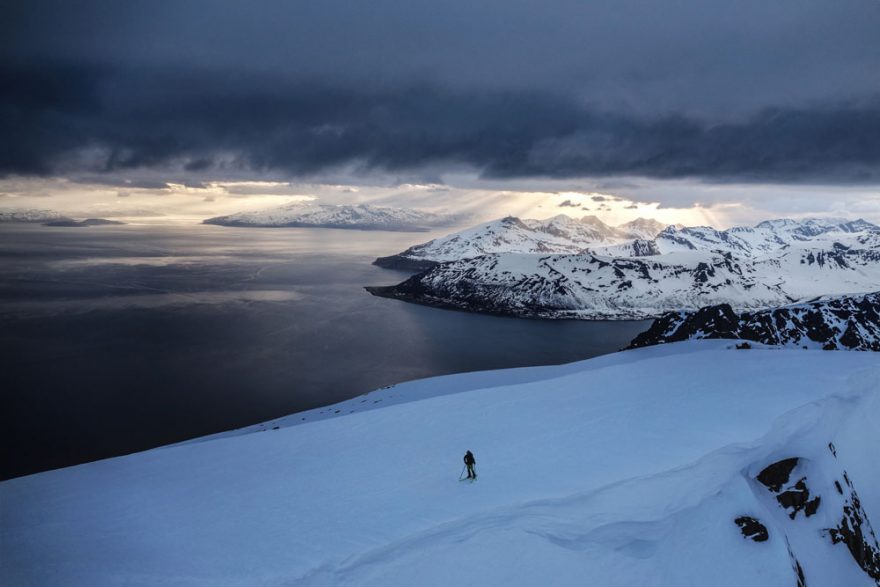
[374,214,670,270]
[628,291,880,351]
[369,216,880,319]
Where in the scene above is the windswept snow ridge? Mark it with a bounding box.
[204,202,458,232]
[2,341,879,586]
[374,215,668,270]
[654,217,880,256]
[370,217,880,319]
[629,292,880,351]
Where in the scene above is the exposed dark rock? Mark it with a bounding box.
[757,458,799,492]
[794,557,807,587]
[775,478,821,520]
[751,452,880,585]
[372,254,441,272]
[629,292,880,351]
[785,540,808,587]
[735,516,769,542]
[826,491,880,581]
[625,239,661,257]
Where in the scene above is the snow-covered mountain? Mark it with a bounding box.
[3,341,879,585]
[618,217,668,240]
[629,292,880,351]
[370,217,880,319]
[655,217,880,256]
[204,202,458,232]
[0,208,72,223]
[374,215,669,270]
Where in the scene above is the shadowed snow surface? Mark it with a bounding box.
[1,341,879,585]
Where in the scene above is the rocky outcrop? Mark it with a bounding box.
[757,458,822,520]
[629,292,880,350]
[735,516,769,542]
[372,255,441,272]
[742,448,880,586]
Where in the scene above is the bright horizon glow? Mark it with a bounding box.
[1,175,879,230]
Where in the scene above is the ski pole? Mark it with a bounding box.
[458,464,466,480]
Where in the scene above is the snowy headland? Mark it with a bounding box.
[2,341,879,585]
[370,216,880,319]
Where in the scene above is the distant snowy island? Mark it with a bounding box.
[0,208,125,227]
[204,202,460,232]
[3,340,879,585]
[44,218,125,227]
[0,208,74,224]
[369,216,880,320]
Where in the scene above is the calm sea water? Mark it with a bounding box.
[0,223,649,479]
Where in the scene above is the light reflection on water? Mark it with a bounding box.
[1,223,650,479]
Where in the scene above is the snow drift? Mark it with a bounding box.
[2,341,879,586]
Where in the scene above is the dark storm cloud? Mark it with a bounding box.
[2,0,879,184]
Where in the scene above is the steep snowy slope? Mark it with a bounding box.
[204,203,456,231]
[375,216,879,271]
[369,245,880,320]
[630,292,880,350]
[2,342,879,586]
[369,251,781,319]
[374,215,668,270]
[370,218,880,319]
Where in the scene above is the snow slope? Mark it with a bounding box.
[370,218,880,319]
[203,203,457,232]
[373,215,668,270]
[2,341,879,586]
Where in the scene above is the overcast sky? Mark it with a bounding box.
[2,0,879,225]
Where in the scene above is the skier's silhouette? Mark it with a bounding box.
[464,450,477,479]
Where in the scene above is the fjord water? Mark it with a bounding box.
[0,224,648,479]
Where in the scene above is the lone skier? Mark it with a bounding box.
[464,450,477,479]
